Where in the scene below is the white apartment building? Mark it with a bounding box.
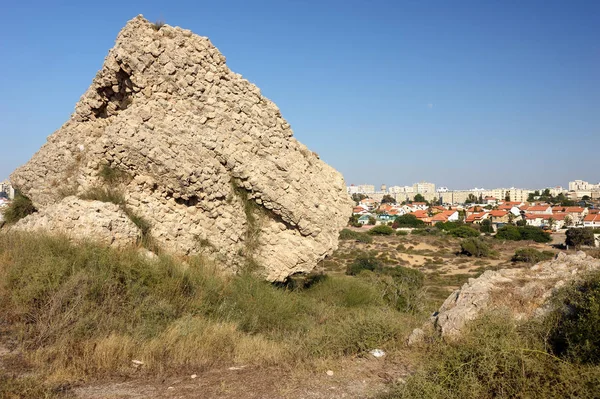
[413,181,436,194]
[347,184,376,195]
[569,180,599,191]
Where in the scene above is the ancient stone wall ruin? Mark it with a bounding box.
[10,15,353,281]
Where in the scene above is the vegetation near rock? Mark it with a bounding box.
[512,248,554,263]
[1,192,36,224]
[496,225,551,243]
[566,227,595,248]
[338,228,373,243]
[8,15,353,281]
[382,313,600,399]
[0,233,415,388]
[368,225,394,236]
[460,238,490,257]
[547,270,600,364]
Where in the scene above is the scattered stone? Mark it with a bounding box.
[131,359,144,367]
[227,365,247,371]
[10,15,352,282]
[326,370,334,376]
[190,374,197,379]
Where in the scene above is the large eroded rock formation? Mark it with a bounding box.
[10,15,352,281]
[431,252,600,338]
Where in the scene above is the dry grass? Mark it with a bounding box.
[0,232,419,388]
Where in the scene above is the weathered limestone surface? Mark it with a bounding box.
[431,252,600,338]
[11,197,140,248]
[10,16,353,281]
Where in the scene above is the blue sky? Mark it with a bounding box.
[0,0,598,189]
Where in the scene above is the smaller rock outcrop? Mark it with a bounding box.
[430,252,600,338]
[11,197,140,248]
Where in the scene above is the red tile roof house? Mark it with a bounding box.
[525,205,553,215]
[466,212,488,224]
[488,210,510,223]
[412,210,432,225]
[524,213,567,230]
[352,206,370,215]
[583,214,600,228]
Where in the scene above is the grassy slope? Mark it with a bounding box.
[0,232,420,396]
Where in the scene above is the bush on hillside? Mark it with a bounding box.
[1,192,36,224]
[520,226,552,243]
[339,228,373,243]
[396,230,408,236]
[512,248,554,263]
[565,228,595,248]
[379,312,600,399]
[368,225,394,235]
[435,221,463,231]
[392,214,425,228]
[346,254,382,275]
[448,226,480,238]
[496,225,551,243]
[546,271,600,364]
[460,238,490,257]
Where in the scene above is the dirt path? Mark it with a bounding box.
[73,357,409,399]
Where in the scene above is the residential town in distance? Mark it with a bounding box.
[348,179,600,232]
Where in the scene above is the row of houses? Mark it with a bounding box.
[353,198,599,230]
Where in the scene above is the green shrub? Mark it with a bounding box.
[393,214,425,228]
[460,238,490,257]
[435,221,463,231]
[411,228,440,236]
[496,224,522,240]
[546,271,600,364]
[512,248,554,263]
[346,254,381,275]
[368,225,394,235]
[396,230,408,236]
[448,226,480,238]
[566,228,595,248]
[1,192,36,224]
[381,313,600,399]
[520,226,551,243]
[339,228,373,243]
[496,225,551,243]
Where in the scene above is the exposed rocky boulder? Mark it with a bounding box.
[10,15,352,281]
[11,197,140,248]
[431,252,600,338]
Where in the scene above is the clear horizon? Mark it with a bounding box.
[1,1,598,188]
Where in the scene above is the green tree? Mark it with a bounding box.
[380,194,396,204]
[566,228,595,248]
[505,193,511,202]
[367,216,376,225]
[480,218,494,233]
[413,193,426,203]
[466,194,477,204]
